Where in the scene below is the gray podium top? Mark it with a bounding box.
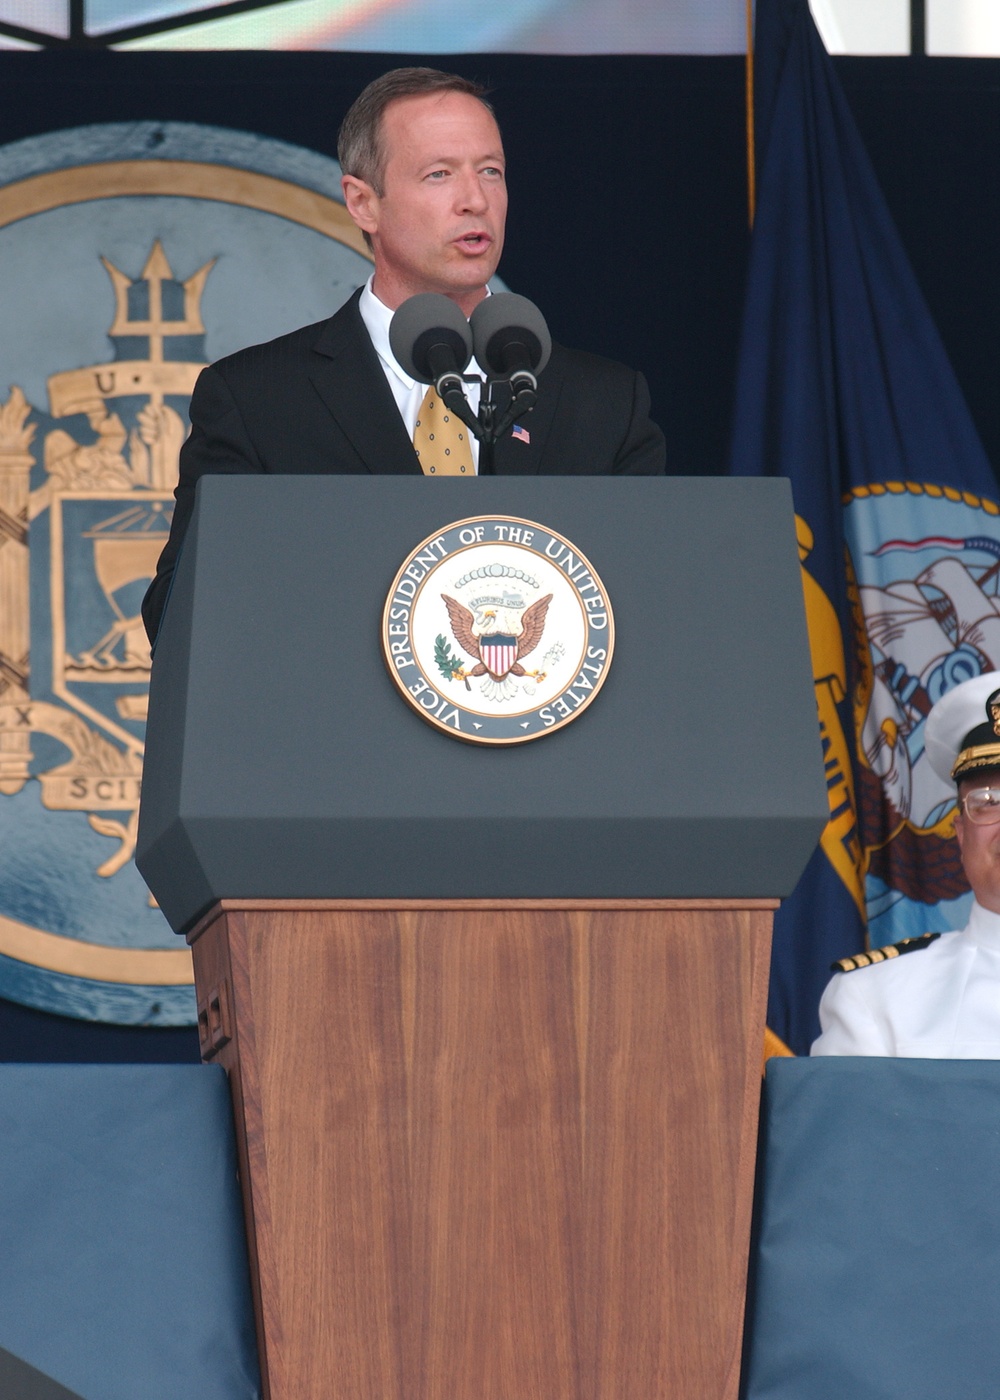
[137,476,826,932]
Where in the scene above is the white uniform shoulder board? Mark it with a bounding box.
[831,931,941,974]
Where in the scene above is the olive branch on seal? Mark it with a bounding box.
[434,634,471,689]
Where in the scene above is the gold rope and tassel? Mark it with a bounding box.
[746,0,756,227]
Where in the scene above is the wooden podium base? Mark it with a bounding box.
[190,899,773,1400]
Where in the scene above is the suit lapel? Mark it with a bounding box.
[308,292,422,476]
[491,365,564,475]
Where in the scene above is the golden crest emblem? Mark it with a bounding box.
[0,121,373,1021]
[0,242,207,1013]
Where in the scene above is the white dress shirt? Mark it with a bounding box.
[811,900,1000,1057]
[358,277,485,471]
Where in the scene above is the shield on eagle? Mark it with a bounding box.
[481,637,519,680]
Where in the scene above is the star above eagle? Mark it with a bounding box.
[441,593,552,681]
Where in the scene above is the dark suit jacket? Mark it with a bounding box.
[142,289,665,640]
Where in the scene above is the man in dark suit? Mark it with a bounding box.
[142,66,665,641]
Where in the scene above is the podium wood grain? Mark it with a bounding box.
[190,899,773,1400]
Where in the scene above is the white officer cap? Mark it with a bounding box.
[925,670,1000,784]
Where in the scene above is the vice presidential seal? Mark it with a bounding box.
[382,516,614,744]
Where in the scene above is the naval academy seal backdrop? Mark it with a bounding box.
[0,49,996,1058]
[0,119,375,1031]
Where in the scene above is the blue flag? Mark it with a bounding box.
[731,0,1000,1054]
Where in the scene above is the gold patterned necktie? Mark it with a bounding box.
[412,386,475,476]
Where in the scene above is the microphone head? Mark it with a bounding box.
[469,292,552,378]
[388,293,473,384]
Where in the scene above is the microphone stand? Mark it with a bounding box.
[438,373,484,438]
[435,372,538,475]
[489,379,538,443]
[477,387,498,475]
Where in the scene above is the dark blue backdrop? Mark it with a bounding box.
[0,49,996,1061]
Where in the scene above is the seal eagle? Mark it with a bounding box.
[442,593,552,681]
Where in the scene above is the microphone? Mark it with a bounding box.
[469,293,552,399]
[388,293,473,401]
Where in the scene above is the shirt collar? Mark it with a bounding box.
[359,276,415,390]
[358,274,489,389]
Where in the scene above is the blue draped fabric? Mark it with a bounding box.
[744,1059,1000,1398]
[731,0,997,1053]
[0,1065,260,1399]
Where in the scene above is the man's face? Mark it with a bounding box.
[955,775,1000,914]
[343,90,507,317]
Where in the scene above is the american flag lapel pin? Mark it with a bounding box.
[512,424,531,444]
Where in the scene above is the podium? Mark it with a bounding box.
[138,476,825,1400]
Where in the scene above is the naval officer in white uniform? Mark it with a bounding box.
[812,671,1000,1057]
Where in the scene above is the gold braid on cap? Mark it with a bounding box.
[952,687,1000,781]
[953,743,1000,781]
